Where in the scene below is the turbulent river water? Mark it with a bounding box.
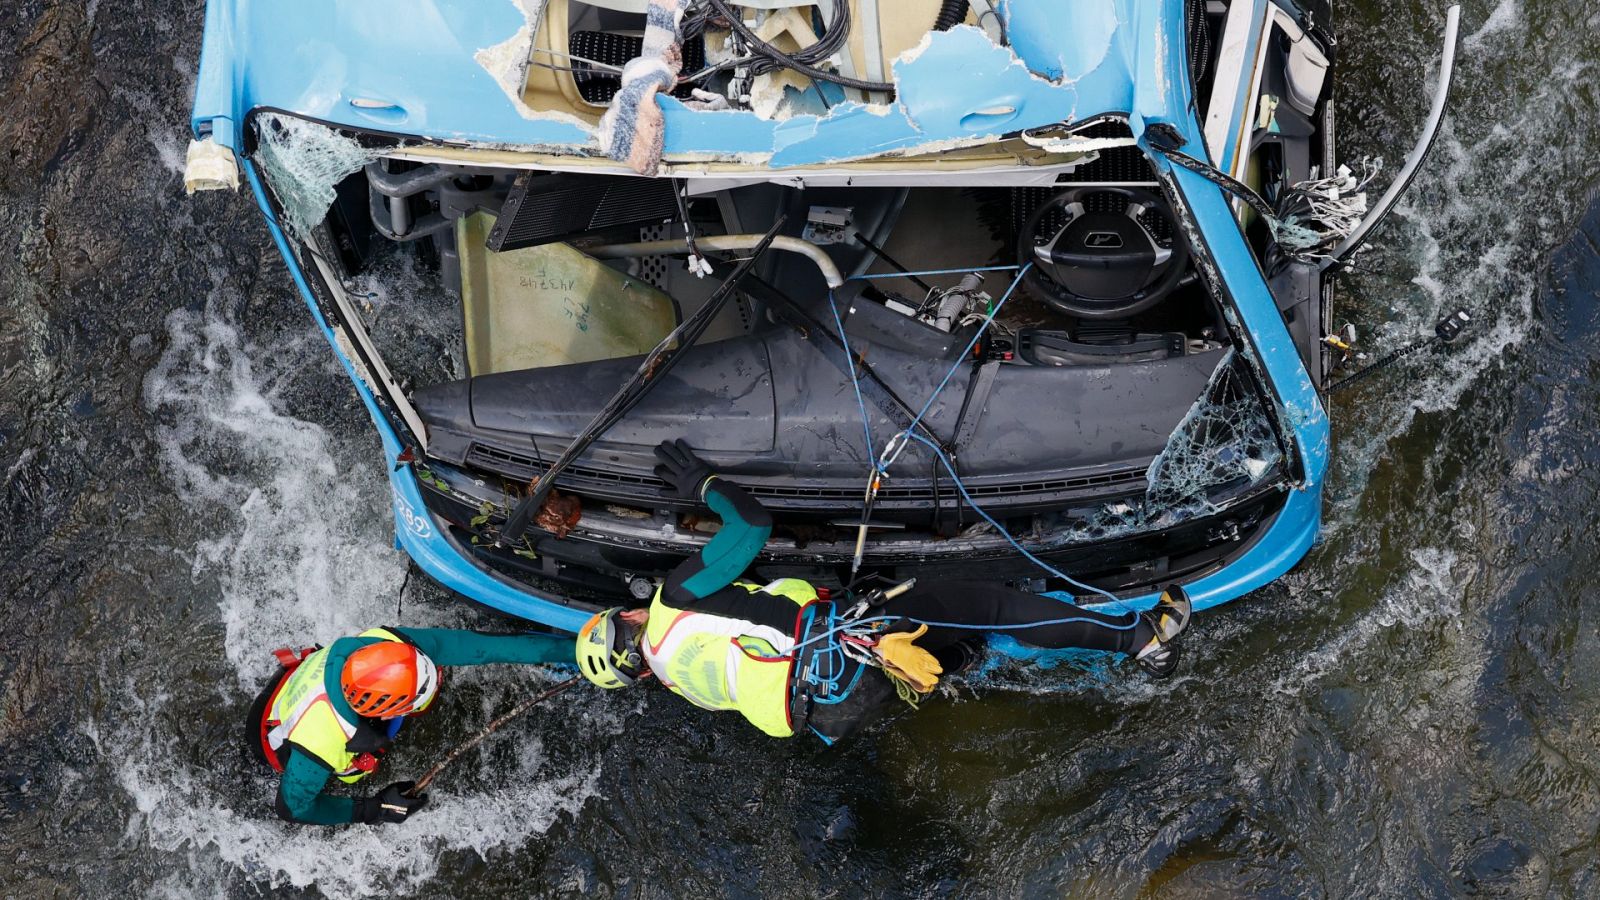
[3,1,1599,896]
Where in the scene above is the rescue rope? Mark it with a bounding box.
[896,431,1121,602]
[826,262,1123,604]
[850,264,1022,281]
[403,675,581,798]
[827,289,876,464]
[877,264,1031,471]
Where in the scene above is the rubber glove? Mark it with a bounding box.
[354,781,429,824]
[874,624,942,693]
[653,438,716,501]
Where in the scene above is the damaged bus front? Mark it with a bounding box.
[188,0,1336,632]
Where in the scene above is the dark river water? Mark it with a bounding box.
[3,1,1599,896]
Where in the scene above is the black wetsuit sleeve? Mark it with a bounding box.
[275,747,357,825]
[661,478,795,632]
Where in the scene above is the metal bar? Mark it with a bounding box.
[1321,5,1461,272]
[849,229,933,292]
[589,233,844,287]
[498,218,788,546]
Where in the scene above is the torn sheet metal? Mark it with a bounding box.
[191,0,1178,167]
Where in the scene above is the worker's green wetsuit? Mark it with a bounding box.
[275,628,568,825]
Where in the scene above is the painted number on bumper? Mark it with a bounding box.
[393,487,434,539]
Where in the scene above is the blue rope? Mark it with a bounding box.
[898,431,1121,603]
[881,263,1032,471]
[827,289,876,464]
[902,613,1138,632]
[850,265,1022,281]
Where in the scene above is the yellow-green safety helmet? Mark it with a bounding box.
[576,608,645,689]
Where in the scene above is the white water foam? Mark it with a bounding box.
[1271,546,1465,696]
[123,289,601,895]
[1325,44,1594,524]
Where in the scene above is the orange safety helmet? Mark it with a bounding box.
[340,642,440,718]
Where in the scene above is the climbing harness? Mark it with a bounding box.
[248,645,319,772]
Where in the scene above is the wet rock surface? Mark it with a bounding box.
[2,1,1600,897]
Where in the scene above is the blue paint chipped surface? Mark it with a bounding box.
[195,0,1168,167]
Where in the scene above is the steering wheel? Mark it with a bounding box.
[1019,186,1191,319]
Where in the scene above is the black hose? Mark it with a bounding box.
[705,0,896,94]
[933,0,968,31]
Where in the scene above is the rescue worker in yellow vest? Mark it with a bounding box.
[575,440,1193,743]
[245,625,569,825]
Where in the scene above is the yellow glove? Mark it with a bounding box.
[874,624,942,693]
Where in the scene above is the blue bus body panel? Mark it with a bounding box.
[208,0,1328,639]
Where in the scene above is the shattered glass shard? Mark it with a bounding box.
[254,113,384,245]
[1142,350,1282,524]
[1043,351,1283,545]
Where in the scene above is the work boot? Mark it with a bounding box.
[1134,585,1193,678]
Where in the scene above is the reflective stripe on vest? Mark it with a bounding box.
[266,627,407,783]
[642,579,816,738]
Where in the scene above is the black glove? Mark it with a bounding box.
[354,781,429,824]
[653,438,715,502]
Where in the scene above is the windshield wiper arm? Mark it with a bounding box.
[496,216,788,547]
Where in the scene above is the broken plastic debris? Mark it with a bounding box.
[183,138,240,194]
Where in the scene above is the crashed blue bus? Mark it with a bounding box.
[183,0,1452,641]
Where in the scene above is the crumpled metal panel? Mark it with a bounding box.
[191,0,1185,165]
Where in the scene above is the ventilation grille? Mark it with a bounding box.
[1055,120,1159,184]
[486,172,680,252]
[466,443,1147,504]
[569,31,707,104]
[632,222,672,291]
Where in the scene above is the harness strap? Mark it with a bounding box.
[255,646,318,773]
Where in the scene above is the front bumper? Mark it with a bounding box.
[388,452,1321,633]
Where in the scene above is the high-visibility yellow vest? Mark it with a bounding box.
[642,579,816,738]
[265,627,406,784]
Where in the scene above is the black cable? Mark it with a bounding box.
[1151,143,1279,222]
[851,230,934,293]
[705,0,896,93]
[933,0,968,31]
[1326,309,1471,395]
[743,272,946,448]
[1325,335,1439,395]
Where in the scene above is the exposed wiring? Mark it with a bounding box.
[1270,158,1382,262]
[703,0,896,94]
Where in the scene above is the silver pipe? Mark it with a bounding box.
[588,234,845,287]
[1321,5,1460,272]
